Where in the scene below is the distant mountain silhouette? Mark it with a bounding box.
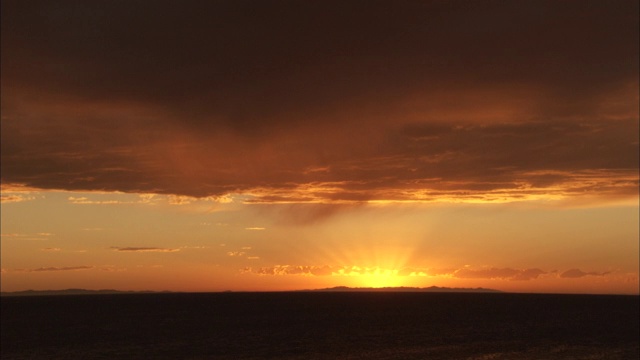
[300,286,503,293]
[0,289,170,297]
[2,286,502,297]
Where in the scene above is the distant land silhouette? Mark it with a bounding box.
[2,286,501,296]
[0,289,171,297]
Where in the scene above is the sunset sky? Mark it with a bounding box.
[2,0,638,294]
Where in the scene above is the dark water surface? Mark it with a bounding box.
[2,292,638,359]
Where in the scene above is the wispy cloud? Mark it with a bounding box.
[111,247,180,253]
[245,227,266,231]
[5,265,127,273]
[65,193,235,207]
[1,233,23,238]
[0,194,35,203]
[227,251,246,257]
[40,247,61,252]
[1,233,52,241]
[99,266,127,272]
[226,246,256,258]
[68,196,130,205]
[30,266,93,272]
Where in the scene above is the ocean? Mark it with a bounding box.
[2,292,638,359]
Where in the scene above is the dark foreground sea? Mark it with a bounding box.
[2,292,638,359]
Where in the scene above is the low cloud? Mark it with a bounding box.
[560,268,610,278]
[245,266,550,280]
[245,265,335,276]
[243,265,612,281]
[511,268,548,281]
[453,267,547,281]
[0,194,35,203]
[111,247,180,253]
[245,265,397,277]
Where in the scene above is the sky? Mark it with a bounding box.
[1,0,638,294]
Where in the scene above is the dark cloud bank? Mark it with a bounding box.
[2,0,638,202]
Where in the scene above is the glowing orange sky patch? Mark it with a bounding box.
[1,0,638,294]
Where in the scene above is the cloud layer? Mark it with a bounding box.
[2,0,638,203]
[242,265,613,281]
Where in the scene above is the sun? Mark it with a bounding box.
[356,268,405,288]
[325,241,414,288]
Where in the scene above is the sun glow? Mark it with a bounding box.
[359,274,405,288]
[332,267,406,288]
